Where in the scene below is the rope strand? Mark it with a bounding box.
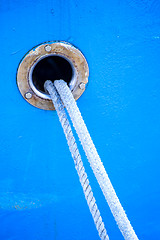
[53,79,138,240]
[44,80,109,240]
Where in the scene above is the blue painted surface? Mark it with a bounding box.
[0,0,160,239]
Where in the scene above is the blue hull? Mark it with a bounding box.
[0,0,160,239]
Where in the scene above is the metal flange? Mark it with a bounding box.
[16,41,89,110]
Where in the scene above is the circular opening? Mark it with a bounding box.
[31,55,73,94]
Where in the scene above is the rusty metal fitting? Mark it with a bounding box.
[16,41,89,110]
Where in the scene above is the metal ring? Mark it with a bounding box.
[16,41,89,110]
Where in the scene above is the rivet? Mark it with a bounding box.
[25,92,32,99]
[79,82,86,90]
[45,45,52,52]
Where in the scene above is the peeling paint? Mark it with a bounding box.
[0,193,59,210]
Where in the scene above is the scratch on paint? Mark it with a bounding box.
[0,192,58,210]
[54,220,57,240]
[11,49,22,55]
[152,36,160,39]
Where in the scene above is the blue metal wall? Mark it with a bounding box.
[0,0,160,239]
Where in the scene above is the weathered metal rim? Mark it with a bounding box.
[16,41,89,110]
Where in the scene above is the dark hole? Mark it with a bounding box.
[32,56,73,93]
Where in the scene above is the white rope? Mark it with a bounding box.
[53,80,139,240]
[44,80,109,240]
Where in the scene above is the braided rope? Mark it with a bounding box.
[54,80,138,240]
[44,80,109,240]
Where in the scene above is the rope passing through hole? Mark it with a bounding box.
[44,80,139,240]
[44,80,109,240]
